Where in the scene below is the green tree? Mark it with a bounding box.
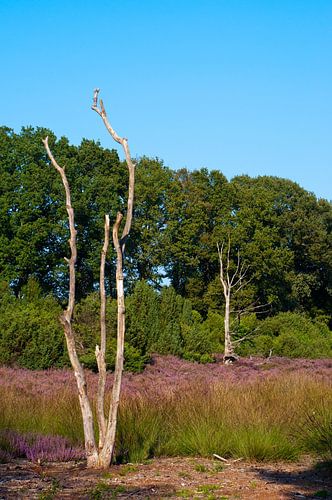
[164,168,229,312]
[127,157,173,286]
[0,127,126,299]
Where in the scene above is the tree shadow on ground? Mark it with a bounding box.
[252,461,332,499]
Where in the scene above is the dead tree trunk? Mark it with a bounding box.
[92,89,135,467]
[42,137,99,467]
[96,214,110,449]
[43,89,135,469]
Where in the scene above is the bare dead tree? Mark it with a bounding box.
[217,239,250,364]
[42,89,135,469]
[217,240,271,363]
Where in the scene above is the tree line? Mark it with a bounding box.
[0,125,331,368]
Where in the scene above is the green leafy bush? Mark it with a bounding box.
[241,312,332,358]
[1,277,331,371]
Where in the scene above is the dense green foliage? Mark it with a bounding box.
[237,312,332,358]
[0,278,330,370]
[0,126,331,368]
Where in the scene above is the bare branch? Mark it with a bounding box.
[91,90,135,251]
[226,237,231,274]
[113,212,124,275]
[231,264,250,289]
[231,302,271,315]
[43,137,76,322]
[92,94,123,145]
[230,249,241,286]
[232,274,254,295]
[43,136,98,466]
[226,238,231,287]
[93,88,100,108]
[217,242,228,297]
[232,326,261,344]
[96,214,110,448]
[213,454,229,463]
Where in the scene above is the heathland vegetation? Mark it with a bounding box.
[0,124,331,467]
[1,357,331,464]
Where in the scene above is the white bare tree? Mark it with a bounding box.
[217,239,270,363]
[42,89,135,469]
[217,239,250,364]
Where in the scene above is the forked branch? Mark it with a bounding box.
[92,89,135,467]
[92,89,135,250]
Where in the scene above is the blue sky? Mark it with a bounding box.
[1,0,331,200]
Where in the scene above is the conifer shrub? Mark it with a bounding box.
[0,280,65,369]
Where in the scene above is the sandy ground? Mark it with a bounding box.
[0,456,331,499]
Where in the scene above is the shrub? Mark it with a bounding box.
[0,430,84,463]
[242,312,332,358]
[0,279,65,369]
[182,311,222,359]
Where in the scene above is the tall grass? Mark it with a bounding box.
[0,358,331,463]
[0,385,83,444]
[301,398,332,460]
[115,374,331,462]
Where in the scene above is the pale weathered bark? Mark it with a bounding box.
[43,90,135,469]
[95,214,110,449]
[92,89,135,468]
[91,89,135,250]
[223,293,234,360]
[42,137,99,467]
[97,211,124,466]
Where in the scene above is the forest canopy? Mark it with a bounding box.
[0,126,331,368]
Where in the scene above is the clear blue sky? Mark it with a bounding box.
[1,0,331,200]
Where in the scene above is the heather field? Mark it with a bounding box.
[0,356,331,466]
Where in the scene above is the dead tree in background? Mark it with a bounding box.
[42,89,135,469]
[217,240,270,363]
[217,240,250,364]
